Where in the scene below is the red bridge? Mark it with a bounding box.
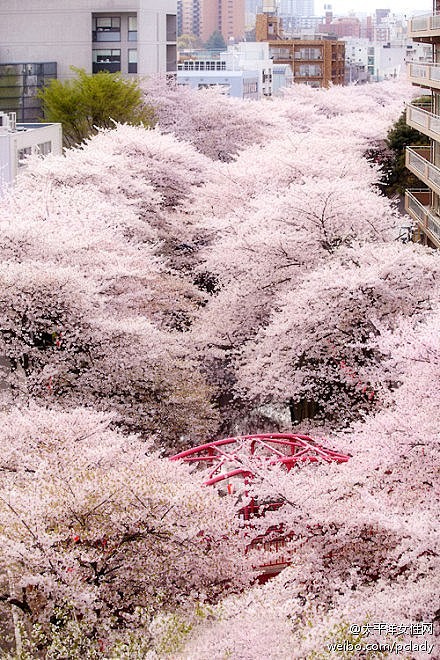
[171,433,350,579]
[170,433,350,487]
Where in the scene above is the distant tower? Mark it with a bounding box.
[375,8,390,23]
[256,1,284,40]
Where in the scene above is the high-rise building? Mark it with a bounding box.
[279,0,314,17]
[405,1,440,248]
[178,0,201,38]
[178,0,245,44]
[0,0,177,81]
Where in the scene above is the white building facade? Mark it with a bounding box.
[0,0,177,79]
[222,42,274,97]
[0,111,62,195]
[177,68,260,100]
[344,35,430,83]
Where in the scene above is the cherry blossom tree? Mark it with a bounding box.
[0,75,438,658]
[236,242,440,426]
[0,407,253,655]
[176,308,440,659]
[180,80,421,431]
[0,251,217,450]
[0,125,219,447]
[142,75,281,162]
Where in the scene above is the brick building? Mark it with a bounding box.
[256,11,345,88]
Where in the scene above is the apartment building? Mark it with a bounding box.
[267,39,344,87]
[0,0,177,81]
[256,12,344,88]
[405,2,440,248]
[177,0,245,44]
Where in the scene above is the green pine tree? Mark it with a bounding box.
[204,30,227,51]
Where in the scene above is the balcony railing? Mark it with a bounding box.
[92,62,121,74]
[405,189,440,248]
[407,62,440,91]
[406,146,440,195]
[408,12,440,38]
[406,103,440,141]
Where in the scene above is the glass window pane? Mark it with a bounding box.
[97,17,112,28]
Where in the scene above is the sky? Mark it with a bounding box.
[318,1,432,15]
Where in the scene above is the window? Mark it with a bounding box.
[297,64,322,77]
[166,44,177,72]
[128,49,137,74]
[180,61,226,72]
[17,146,32,167]
[198,83,230,94]
[295,47,322,61]
[93,16,121,42]
[243,81,258,96]
[128,16,137,41]
[37,141,52,156]
[271,48,291,60]
[92,49,121,73]
[166,14,177,42]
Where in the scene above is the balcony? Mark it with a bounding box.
[406,103,440,141]
[408,13,440,39]
[405,146,440,196]
[407,62,440,90]
[405,189,440,248]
